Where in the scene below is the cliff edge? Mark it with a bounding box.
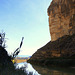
[48,0,75,41]
[28,0,75,67]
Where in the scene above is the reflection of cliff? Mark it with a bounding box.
[33,65,75,75]
[48,0,75,41]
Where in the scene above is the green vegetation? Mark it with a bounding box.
[0,45,33,75]
[0,63,26,75]
[0,32,32,75]
[0,45,27,75]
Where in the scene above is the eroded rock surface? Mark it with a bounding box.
[29,0,75,61]
[48,0,75,41]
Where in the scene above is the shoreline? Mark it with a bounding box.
[28,58,75,68]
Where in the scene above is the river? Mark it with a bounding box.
[16,62,75,75]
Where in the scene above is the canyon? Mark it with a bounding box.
[28,0,75,66]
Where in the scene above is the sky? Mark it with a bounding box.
[0,0,52,56]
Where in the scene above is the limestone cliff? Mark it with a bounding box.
[28,0,75,66]
[48,0,75,41]
[28,0,75,59]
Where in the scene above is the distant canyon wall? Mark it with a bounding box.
[48,0,75,41]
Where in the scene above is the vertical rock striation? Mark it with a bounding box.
[48,0,75,41]
[28,0,75,66]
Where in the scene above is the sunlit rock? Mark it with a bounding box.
[48,0,75,41]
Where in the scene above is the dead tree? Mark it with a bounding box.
[12,37,24,59]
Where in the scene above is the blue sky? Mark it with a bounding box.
[0,0,52,56]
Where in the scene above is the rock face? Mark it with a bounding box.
[29,34,75,66]
[29,0,75,62]
[48,0,75,41]
[30,34,75,60]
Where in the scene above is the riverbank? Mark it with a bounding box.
[0,63,27,75]
[28,57,75,67]
[0,45,27,75]
[14,59,27,63]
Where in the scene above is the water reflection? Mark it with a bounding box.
[16,62,75,75]
[32,65,75,75]
[16,62,40,75]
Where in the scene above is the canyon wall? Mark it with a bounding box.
[29,0,75,62]
[48,0,75,41]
